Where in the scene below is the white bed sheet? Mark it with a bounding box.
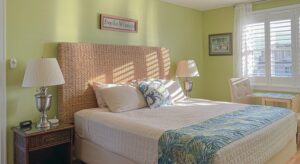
[74,99,297,164]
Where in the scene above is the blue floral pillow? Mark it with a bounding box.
[138,80,172,109]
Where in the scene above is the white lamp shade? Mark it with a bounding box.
[176,60,200,77]
[22,58,65,87]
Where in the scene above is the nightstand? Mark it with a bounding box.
[13,124,74,164]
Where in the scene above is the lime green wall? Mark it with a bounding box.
[202,7,234,101]
[6,0,203,163]
[7,0,300,163]
[202,0,300,102]
[253,0,300,10]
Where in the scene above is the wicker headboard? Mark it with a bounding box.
[57,43,171,123]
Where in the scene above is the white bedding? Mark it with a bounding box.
[75,99,297,164]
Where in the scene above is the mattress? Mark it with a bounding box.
[74,99,297,164]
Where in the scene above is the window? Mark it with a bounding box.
[241,6,300,90]
[270,19,292,77]
[242,22,266,77]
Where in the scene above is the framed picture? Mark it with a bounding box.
[100,14,138,33]
[209,33,232,56]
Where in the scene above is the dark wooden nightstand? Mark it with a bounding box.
[13,124,74,164]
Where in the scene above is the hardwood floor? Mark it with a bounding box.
[72,150,300,164]
[287,150,300,164]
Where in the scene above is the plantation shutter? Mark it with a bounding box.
[270,19,292,77]
[237,5,300,90]
[242,22,266,77]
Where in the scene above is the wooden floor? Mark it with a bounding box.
[287,150,300,164]
[73,150,300,164]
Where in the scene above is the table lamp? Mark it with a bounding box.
[22,58,65,129]
[176,60,199,98]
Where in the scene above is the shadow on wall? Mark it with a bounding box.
[57,43,171,123]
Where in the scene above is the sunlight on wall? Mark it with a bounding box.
[88,74,106,84]
[113,62,135,83]
[162,48,171,77]
[146,52,160,78]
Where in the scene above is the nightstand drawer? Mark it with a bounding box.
[28,129,71,150]
[13,124,74,164]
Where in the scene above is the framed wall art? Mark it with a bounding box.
[100,14,138,33]
[209,33,232,56]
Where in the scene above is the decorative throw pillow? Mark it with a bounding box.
[138,80,173,108]
[98,85,147,113]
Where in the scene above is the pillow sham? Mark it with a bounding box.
[138,80,173,109]
[92,82,123,108]
[160,80,186,102]
[98,85,147,113]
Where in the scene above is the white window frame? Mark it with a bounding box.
[0,0,6,163]
[248,4,300,92]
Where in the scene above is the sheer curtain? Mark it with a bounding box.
[233,3,252,77]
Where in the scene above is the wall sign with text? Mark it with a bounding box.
[100,14,138,33]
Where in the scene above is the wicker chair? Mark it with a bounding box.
[228,78,253,104]
[229,78,300,147]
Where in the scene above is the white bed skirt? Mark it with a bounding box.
[75,134,297,164]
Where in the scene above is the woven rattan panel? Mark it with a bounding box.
[57,43,171,123]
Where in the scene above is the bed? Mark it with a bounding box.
[57,43,297,164]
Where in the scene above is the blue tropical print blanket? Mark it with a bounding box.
[158,105,292,164]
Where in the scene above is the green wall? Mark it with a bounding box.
[6,0,300,163]
[253,0,300,10]
[202,0,300,102]
[6,0,203,163]
[202,7,234,101]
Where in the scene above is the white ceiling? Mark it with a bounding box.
[161,0,259,11]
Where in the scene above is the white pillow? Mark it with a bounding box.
[160,80,186,102]
[92,82,122,108]
[98,85,147,112]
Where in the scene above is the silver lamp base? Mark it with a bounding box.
[35,87,52,129]
[184,77,193,98]
[36,113,51,129]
